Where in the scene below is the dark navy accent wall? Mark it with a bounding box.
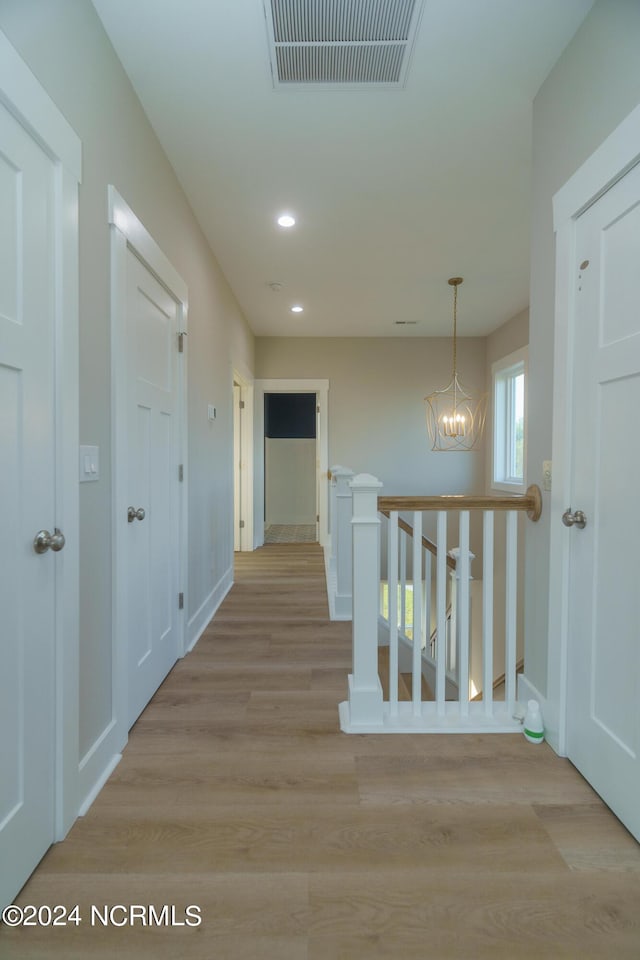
[265,393,316,439]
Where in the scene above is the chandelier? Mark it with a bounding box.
[425,277,487,451]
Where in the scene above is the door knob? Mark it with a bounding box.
[127,506,146,523]
[33,528,66,554]
[562,508,587,529]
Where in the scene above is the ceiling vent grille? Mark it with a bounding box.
[264,0,424,88]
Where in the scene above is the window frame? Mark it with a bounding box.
[491,346,528,493]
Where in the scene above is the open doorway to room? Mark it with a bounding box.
[232,371,254,552]
[264,392,318,544]
[254,378,328,549]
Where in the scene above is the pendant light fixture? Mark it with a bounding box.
[425,277,487,451]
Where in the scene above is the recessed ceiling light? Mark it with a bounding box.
[277,214,296,228]
[291,305,304,313]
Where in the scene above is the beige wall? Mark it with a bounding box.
[256,336,487,498]
[486,309,529,377]
[527,0,640,697]
[265,439,317,525]
[0,2,253,769]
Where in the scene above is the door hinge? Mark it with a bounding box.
[239,400,245,409]
[178,464,184,482]
[178,592,184,610]
[178,332,186,353]
[316,514,319,523]
[316,405,320,413]
[239,520,245,528]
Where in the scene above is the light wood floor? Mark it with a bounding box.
[4,543,640,959]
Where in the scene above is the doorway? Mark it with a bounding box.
[264,392,318,543]
[254,379,329,549]
[232,371,254,552]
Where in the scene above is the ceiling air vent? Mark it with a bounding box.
[263,0,424,88]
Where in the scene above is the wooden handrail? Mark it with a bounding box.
[380,510,456,569]
[379,484,542,522]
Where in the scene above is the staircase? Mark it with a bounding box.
[325,468,542,734]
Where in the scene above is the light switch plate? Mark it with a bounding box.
[80,445,99,482]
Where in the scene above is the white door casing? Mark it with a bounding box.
[0,32,80,908]
[549,103,640,839]
[109,187,188,735]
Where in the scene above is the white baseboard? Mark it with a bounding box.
[78,752,122,817]
[266,516,316,526]
[186,566,233,652]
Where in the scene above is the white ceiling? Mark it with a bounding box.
[90,0,594,337]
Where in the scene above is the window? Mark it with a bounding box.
[492,347,527,491]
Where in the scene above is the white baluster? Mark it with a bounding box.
[333,466,354,618]
[328,466,339,575]
[388,511,399,717]
[459,515,470,716]
[450,517,474,717]
[423,549,431,654]
[347,473,384,727]
[436,511,447,714]
[412,511,422,716]
[482,511,495,717]
[400,528,407,637]
[505,510,518,714]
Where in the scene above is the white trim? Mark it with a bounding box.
[186,567,234,652]
[552,103,640,229]
[233,370,254,552]
[549,104,640,757]
[77,753,122,818]
[255,379,329,548]
[0,32,81,848]
[0,30,82,182]
[107,188,188,775]
[54,163,81,838]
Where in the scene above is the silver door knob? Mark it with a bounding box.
[127,506,146,523]
[33,527,66,554]
[562,508,587,529]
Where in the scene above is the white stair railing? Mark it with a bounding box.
[339,476,542,734]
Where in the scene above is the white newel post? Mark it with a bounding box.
[346,473,384,727]
[333,466,354,617]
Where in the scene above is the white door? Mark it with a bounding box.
[0,102,57,905]
[126,249,181,727]
[566,159,640,840]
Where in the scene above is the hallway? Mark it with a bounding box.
[3,543,640,959]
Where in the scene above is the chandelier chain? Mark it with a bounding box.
[452,280,458,379]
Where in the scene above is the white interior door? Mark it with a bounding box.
[566,160,640,840]
[0,102,57,906]
[126,249,181,727]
